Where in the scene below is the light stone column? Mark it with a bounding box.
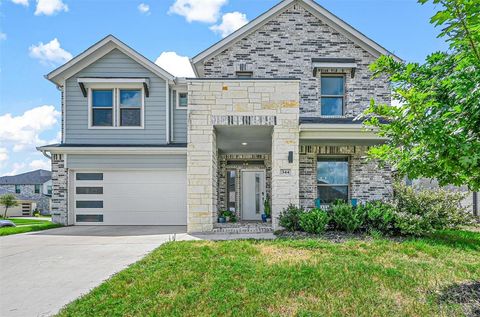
[51,154,68,225]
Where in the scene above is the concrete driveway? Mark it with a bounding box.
[0,226,195,317]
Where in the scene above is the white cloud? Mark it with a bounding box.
[34,0,68,16]
[0,148,8,169]
[5,163,28,176]
[11,0,29,7]
[29,38,72,66]
[138,3,150,14]
[0,32,6,41]
[155,51,195,78]
[0,105,60,153]
[168,0,227,23]
[29,159,51,170]
[210,11,248,38]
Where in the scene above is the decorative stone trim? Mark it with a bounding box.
[212,222,273,234]
[300,145,368,155]
[212,115,276,126]
[51,154,68,225]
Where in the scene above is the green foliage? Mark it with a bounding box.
[220,210,237,223]
[362,0,480,190]
[299,208,330,234]
[330,201,365,233]
[263,195,271,218]
[392,183,473,236]
[278,204,304,232]
[357,200,396,234]
[0,194,18,218]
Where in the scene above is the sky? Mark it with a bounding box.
[0,0,449,177]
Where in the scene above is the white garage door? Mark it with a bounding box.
[73,170,186,225]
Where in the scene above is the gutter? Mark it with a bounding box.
[36,145,187,155]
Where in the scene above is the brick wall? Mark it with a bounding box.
[202,3,390,117]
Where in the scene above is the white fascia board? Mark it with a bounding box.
[36,146,187,155]
[46,35,175,86]
[299,123,386,140]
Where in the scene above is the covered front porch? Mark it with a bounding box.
[186,79,300,233]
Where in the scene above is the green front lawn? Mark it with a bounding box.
[0,217,61,236]
[58,230,480,317]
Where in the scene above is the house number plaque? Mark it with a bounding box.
[280,169,291,176]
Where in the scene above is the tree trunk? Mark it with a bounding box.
[3,206,8,219]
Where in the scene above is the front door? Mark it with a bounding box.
[241,170,265,220]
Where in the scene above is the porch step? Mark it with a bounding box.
[212,222,274,234]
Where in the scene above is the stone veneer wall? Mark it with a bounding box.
[217,154,272,220]
[51,154,68,225]
[202,3,390,117]
[299,145,392,208]
[187,80,300,232]
[0,185,50,211]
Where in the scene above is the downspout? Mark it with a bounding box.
[165,81,170,144]
[39,149,52,159]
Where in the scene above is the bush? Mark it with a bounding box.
[357,200,396,234]
[299,208,330,234]
[392,184,473,236]
[330,201,365,233]
[278,204,304,231]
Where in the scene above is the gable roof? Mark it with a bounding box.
[46,35,174,86]
[0,170,52,185]
[191,0,402,76]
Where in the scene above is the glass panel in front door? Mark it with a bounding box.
[255,173,260,213]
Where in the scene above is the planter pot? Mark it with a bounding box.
[218,216,226,223]
[261,214,267,222]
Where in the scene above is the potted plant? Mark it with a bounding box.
[218,210,227,223]
[262,195,271,223]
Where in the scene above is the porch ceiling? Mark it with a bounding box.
[215,126,273,154]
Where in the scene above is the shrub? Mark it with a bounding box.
[278,204,304,231]
[357,200,396,234]
[299,208,330,234]
[392,184,473,236]
[330,201,365,233]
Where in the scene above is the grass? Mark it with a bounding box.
[57,230,480,317]
[0,217,61,236]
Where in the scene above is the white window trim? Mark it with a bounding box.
[320,73,346,117]
[87,84,145,130]
[316,155,351,202]
[176,90,188,110]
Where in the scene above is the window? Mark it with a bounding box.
[317,157,349,204]
[76,214,104,222]
[226,170,236,212]
[76,187,103,195]
[91,90,113,126]
[76,200,103,208]
[47,185,52,195]
[15,185,21,194]
[119,89,142,126]
[236,71,253,78]
[320,75,345,116]
[89,88,143,128]
[34,184,41,194]
[76,173,103,181]
[177,91,188,109]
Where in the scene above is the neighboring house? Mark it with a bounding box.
[0,188,38,217]
[38,0,403,231]
[0,169,52,214]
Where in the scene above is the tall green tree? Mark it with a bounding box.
[363,0,480,190]
[1,194,18,219]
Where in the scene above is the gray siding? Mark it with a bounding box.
[67,154,187,169]
[65,49,167,144]
[171,89,187,143]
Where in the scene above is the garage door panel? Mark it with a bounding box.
[74,169,187,226]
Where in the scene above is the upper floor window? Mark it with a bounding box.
[47,185,52,195]
[320,75,345,116]
[177,91,188,109]
[15,185,21,194]
[119,90,142,126]
[89,88,144,128]
[34,184,41,194]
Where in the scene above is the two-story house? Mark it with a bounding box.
[0,169,52,215]
[38,0,401,232]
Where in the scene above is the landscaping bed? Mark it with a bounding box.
[57,230,480,317]
[0,217,61,236]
